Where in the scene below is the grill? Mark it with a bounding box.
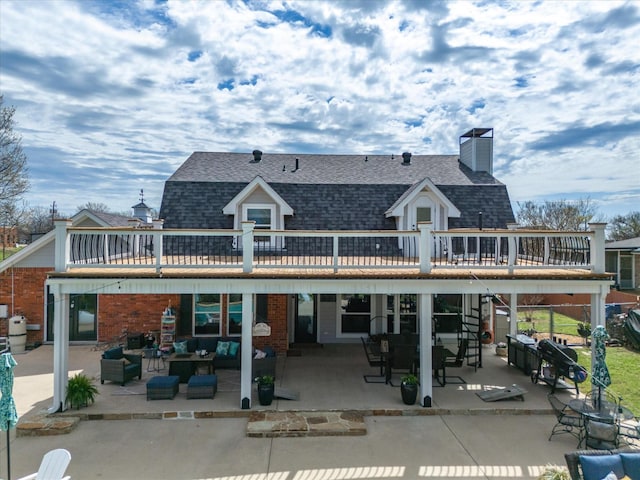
[532,339,587,394]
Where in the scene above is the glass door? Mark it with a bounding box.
[294,294,316,343]
[47,290,97,342]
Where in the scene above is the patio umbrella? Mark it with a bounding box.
[590,325,611,409]
[0,352,19,480]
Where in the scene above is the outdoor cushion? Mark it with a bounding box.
[228,341,240,357]
[579,454,624,480]
[216,341,229,356]
[103,347,123,360]
[173,341,188,354]
[619,453,640,480]
[186,338,198,352]
[198,337,218,353]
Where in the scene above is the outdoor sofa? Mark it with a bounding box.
[100,346,142,385]
[564,448,639,480]
[177,337,242,369]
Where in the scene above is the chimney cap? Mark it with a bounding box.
[251,150,263,162]
[401,152,412,164]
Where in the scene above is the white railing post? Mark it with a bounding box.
[333,236,339,273]
[418,222,432,273]
[54,219,72,272]
[153,231,163,273]
[242,221,255,273]
[589,223,607,273]
[507,223,518,274]
[544,236,550,265]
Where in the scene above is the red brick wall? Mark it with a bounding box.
[0,267,49,343]
[97,294,181,342]
[252,294,288,354]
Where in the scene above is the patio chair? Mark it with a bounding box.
[362,336,385,383]
[17,448,71,480]
[619,417,640,447]
[584,416,620,450]
[547,393,584,447]
[387,343,417,386]
[432,345,447,387]
[443,338,467,384]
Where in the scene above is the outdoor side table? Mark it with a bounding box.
[143,348,165,372]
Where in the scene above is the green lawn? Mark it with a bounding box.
[0,246,21,261]
[517,310,585,338]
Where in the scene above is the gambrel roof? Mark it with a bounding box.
[159,152,515,230]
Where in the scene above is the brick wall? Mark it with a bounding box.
[252,294,288,354]
[0,267,49,343]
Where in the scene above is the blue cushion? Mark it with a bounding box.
[198,337,218,353]
[263,346,276,357]
[187,374,218,387]
[228,341,240,357]
[579,454,624,480]
[173,341,188,354]
[216,341,229,356]
[103,347,123,360]
[620,453,640,480]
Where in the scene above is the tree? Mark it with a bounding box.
[608,211,640,241]
[0,95,29,206]
[516,198,602,230]
[24,206,55,237]
[76,202,111,213]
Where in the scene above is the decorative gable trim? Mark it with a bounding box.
[222,176,293,216]
[385,177,461,219]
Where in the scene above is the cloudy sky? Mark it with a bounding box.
[1,0,639,220]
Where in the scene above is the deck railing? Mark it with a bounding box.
[54,220,606,274]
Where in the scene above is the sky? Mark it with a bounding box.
[1,0,639,221]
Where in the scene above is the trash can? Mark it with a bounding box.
[9,315,27,353]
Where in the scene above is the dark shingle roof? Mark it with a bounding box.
[160,152,515,230]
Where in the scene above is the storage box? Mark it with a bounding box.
[127,332,145,350]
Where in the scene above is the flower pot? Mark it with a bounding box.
[257,384,274,406]
[495,346,507,357]
[400,382,418,405]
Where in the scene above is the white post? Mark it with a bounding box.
[49,285,69,413]
[54,219,72,272]
[589,223,607,273]
[240,294,254,409]
[419,293,433,407]
[418,222,432,273]
[242,221,255,273]
[509,293,518,336]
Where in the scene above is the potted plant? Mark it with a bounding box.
[65,373,99,409]
[400,374,419,405]
[495,342,508,357]
[537,465,569,480]
[255,374,275,406]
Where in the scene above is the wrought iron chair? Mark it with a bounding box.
[584,415,620,450]
[547,393,584,447]
[362,336,385,383]
[619,417,640,447]
[443,338,468,384]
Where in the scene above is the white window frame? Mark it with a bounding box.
[193,293,222,336]
[242,203,276,247]
[336,294,373,338]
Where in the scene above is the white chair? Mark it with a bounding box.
[17,448,71,480]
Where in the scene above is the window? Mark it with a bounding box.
[386,294,418,334]
[194,294,221,335]
[227,294,269,336]
[244,205,275,244]
[339,294,371,335]
[416,207,431,223]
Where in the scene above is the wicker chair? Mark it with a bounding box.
[100,347,142,386]
[564,448,638,480]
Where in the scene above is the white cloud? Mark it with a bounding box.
[0,0,638,219]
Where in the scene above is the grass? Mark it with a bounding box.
[518,310,640,413]
[0,246,21,261]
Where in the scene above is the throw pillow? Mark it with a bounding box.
[216,341,229,356]
[579,454,624,480]
[228,341,240,357]
[103,346,123,360]
[620,453,640,480]
[599,472,617,480]
[173,341,188,354]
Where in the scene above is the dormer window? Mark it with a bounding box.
[416,206,432,226]
[244,204,274,243]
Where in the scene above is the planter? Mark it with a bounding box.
[257,384,274,406]
[400,382,418,405]
[495,346,508,357]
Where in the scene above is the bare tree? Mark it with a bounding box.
[0,96,30,214]
[76,202,111,213]
[608,211,640,241]
[516,198,602,230]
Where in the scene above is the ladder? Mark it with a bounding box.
[464,303,482,370]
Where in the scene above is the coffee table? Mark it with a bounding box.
[168,353,216,382]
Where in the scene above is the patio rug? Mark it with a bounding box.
[110,370,242,395]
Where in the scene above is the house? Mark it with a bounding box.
[1,128,614,412]
[605,236,640,290]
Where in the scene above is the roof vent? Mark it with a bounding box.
[402,152,412,165]
[251,149,263,163]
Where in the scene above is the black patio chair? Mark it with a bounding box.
[432,345,447,387]
[443,338,467,384]
[584,416,619,450]
[387,343,417,386]
[362,336,385,383]
[547,393,584,447]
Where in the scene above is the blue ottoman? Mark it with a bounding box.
[147,375,179,400]
[187,374,218,399]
